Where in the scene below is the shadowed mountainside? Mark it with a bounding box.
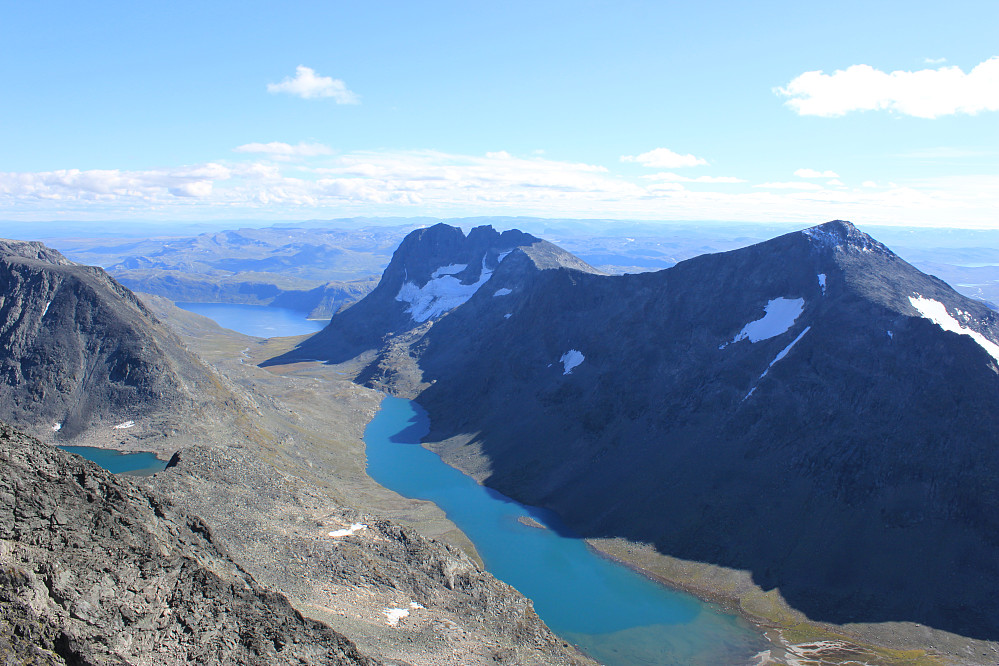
[0,238,245,446]
[284,220,999,641]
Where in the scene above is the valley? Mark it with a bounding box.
[4,220,999,665]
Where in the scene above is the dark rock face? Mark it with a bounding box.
[0,239,236,441]
[264,223,601,366]
[302,220,999,640]
[0,421,377,665]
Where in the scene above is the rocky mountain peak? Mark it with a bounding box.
[0,238,73,266]
[800,219,894,257]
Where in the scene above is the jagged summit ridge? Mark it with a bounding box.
[800,219,895,257]
[264,222,600,365]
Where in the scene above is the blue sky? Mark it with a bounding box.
[1,0,996,227]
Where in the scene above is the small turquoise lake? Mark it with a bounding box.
[59,446,168,475]
[176,302,327,338]
[365,396,768,666]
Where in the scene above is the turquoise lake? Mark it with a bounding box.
[365,396,768,666]
[59,446,168,475]
[176,302,328,338]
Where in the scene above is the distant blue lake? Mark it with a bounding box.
[176,302,328,338]
[59,446,168,475]
[365,397,768,666]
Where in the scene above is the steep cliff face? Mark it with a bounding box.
[264,223,601,366]
[0,421,378,666]
[0,239,241,444]
[295,220,999,640]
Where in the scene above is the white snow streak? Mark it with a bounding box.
[497,250,513,263]
[41,301,51,317]
[504,313,512,319]
[328,522,367,538]
[560,350,584,375]
[732,298,805,343]
[817,274,826,294]
[493,288,513,297]
[396,256,495,322]
[52,423,61,432]
[743,326,812,401]
[112,420,135,429]
[760,326,811,380]
[909,295,999,362]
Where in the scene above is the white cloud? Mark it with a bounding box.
[777,57,999,118]
[168,181,213,198]
[794,168,839,178]
[267,66,359,103]
[862,181,878,188]
[644,172,745,183]
[2,151,998,229]
[621,148,708,168]
[234,142,333,158]
[754,181,823,190]
[826,179,844,187]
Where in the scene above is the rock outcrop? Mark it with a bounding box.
[0,420,378,665]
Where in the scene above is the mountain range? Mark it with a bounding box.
[277,219,999,641]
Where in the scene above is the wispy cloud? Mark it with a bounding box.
[754,181,823,190]
[267,66,359,103]
[2,150,997,228]
[644,172,745,183]
[795,168,839,178]
[621,148,708,168]
[924,57,947,64]
[234,142,333,158]
[777,57,999,118]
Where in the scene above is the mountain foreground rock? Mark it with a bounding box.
[0,420,377,665]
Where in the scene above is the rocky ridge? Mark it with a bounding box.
[0,238,248,449]
[0,421,377,665]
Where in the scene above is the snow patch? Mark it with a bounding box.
[383,608,409,626]
[112,420,135,430]
[493,288,513,297]
[909,295,999,362]
[887,330,893,339]
[41,301,51,317]
[497,250,512,263]
[817,274,826,294]
[396,256,496,322]
[52,423,61,432]
[732,298,805,344]
[328,522,366,538]
[760,326,811,380]
[431,263,467,278]
[560,350,584,375]
[504,313,512,319]
[382,602,423,626]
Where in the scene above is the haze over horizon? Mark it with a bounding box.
[2,1,996,229]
